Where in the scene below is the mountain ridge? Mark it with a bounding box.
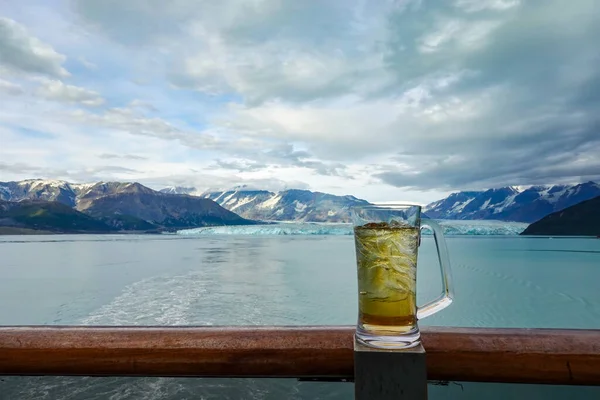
[0,179,256,233]
[0,199,115,233]
[424,181,600,223]
[521,195,600,236]
[3,179,600,228]
[200,188,370,223]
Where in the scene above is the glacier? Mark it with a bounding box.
[176,220,528,236]
[177,223,353,236]
[434,219,528,235]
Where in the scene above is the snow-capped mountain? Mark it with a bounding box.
[158,184,373,222]
[0,179,91,207]
[201,188,371,222]
[6,179,598,225]
[425,181,600,223]
[0,179,254,232]
[0,179,154,208]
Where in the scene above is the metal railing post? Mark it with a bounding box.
[354,339,428,400]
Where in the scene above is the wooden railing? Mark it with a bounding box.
[2,326,600,386]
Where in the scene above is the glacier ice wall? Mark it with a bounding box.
[435,219,528,236]
[176,220,528,236]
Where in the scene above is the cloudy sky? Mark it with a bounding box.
[1,0,599,203]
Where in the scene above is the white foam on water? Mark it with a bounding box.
[81,272,212,326]
[9,268,286,399]
[12,376,195,400]
[6,273,213,399]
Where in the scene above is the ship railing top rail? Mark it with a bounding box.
[1,325,600,387]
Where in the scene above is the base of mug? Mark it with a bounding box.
[355,327,421,350]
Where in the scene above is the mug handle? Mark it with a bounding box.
[417,218,454,320]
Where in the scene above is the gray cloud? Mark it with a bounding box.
[263,144,349,177]
[378,147,600,192]
[74,0,397,104]
[85,166,138,174]
[128,99,157,112]
[136,174,311,194]
[0,17,69,77]
[207,148,349,177]
[77,57,97,70]
[3,0,599,198]
[209,159,267,173]
[68,107,224,150]
[167,48,387,105]
[366,0,600,190]
[71,0,197,46]
[0,79,23,95]
[212,0,600,191]
[0,162,40,173]
[98,153,148,160]
[0,162,138,183]
[36,78,105,106]
[64,106,346,176]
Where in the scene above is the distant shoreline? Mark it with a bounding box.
[0,227,56,235]
[0,226,162,235]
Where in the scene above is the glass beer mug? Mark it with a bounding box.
[352,204,453,349]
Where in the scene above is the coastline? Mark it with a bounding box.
[0,226,163,235]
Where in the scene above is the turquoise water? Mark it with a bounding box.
[0,234,599,398]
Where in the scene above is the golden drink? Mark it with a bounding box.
[352,204,452,349]
[354,222,419,335]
